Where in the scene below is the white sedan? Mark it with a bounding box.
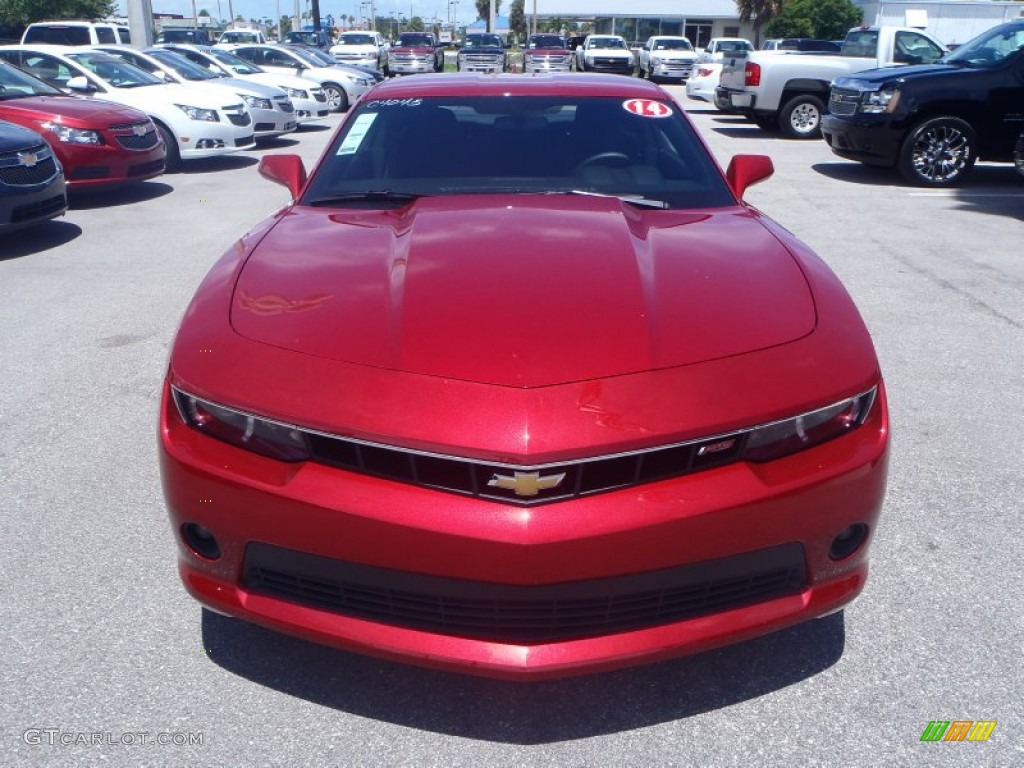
[686,62,724,106]
[91,46,297,141]
[0,45,255,170]
[221,43,372,112]
[156,44,331,124]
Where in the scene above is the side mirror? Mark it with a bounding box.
[259,154,307,199]
[726,154,774,199]
[65,76,95,92]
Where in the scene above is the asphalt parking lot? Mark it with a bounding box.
[2,87,1021,767]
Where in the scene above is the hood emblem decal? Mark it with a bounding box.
[17,151,40,167]
[488,470,567,497]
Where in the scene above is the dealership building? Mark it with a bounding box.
[528,0,1023,47]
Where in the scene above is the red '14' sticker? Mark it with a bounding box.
[622,99,673,117]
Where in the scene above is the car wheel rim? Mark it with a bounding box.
[325,87,343,110]
[790,103,820,134]
[912,125,970,183]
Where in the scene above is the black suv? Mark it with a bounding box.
[822,20,1024,186]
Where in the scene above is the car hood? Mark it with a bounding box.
[392,46,434,53]
[0,119,46,150]
[0,94,147,125]
[836,63,957,87]
[231,196,816,387]
[240,72,315,91]
[463,46,504,53]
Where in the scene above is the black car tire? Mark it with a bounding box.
[779,94,825,139]
[156,122,181,173]
[322,83,348,113]
[753,115,778,131]
[898,117,977,187]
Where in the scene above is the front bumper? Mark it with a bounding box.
[160,380,889,679]
[61,122,165,189]
[249,104,298,139]
[821,114,904,167]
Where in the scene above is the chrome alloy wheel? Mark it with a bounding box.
[910,123,971,184]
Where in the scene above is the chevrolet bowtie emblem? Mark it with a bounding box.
[17,151,39,167]
[133,124,148,136]
[488,470,567,497]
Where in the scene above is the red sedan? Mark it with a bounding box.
[160,74,889,680]
[0,60,164,190]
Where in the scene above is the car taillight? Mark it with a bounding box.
[745,62,761,87]
[697,67,715,77]
[742,388,877,463]
[172,388,310,462]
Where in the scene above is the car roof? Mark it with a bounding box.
[364,73,666,99]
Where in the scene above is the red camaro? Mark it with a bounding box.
[160,74,889,680]
[0,60,164,190]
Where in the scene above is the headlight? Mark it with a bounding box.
[40,122,103,145]
[283,86,308,99]
[241,95,273,110]
[172,388,310,462]
[352,77,371,87]
[742,388,877,463]
[650,57,662,65]
[858,88,900,114]
[175,104,219,122]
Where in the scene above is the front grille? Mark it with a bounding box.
[0,151,58,186]
[276,98,294,113]
[243,542,807,642]
[463,54,502,64]
[305,424,746,506]
[313,90,327,102]
[254,122,275,132]
[127,159,165,177]
[829,88,860,117]
[115,132,159,150]
[226,112,251,127]
[11,193,65,223]
[594,57,631,68]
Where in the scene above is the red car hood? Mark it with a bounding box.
[0,95,147,125]
[231,195,815,387]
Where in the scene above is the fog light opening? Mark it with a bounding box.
[829,524,868,561]
[182,523,221,560]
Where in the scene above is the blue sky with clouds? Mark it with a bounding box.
[118,0,488,26]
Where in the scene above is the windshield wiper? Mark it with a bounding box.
[562,189,670,209]
[307,190,424,206]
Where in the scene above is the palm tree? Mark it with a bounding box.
[736,0,784,46]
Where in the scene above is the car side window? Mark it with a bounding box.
[117,28,131,44]
[894,32,944,64]
[96,27,116,44]
[23,54,73,89]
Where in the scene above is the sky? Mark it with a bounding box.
[117,0,491,27]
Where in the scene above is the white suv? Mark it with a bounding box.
[22,20,131,45]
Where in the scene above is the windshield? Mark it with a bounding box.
[715,41,750,53]
[945,22,1024,68]
[466,35,502,48]
[0,60,63,98]
[399,34,434,47]
[840,30,879,58]
[528,36,565,49]
[340,34,375,46]
[287,47,327,67]
[65,52,163,87]
[207,48,265,74]
[590,37,627,49]
[148,49,218,80]
[653,39,693,51]
[303,95,734,210]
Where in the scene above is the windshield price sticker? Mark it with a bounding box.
[622,99,673,118]
[337,113,377,155]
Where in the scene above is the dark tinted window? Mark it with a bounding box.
[23,26,91,45]
[303,95,735,210]
[96,27,116,44]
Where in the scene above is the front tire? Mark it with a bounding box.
[898,117,977,187]
[322,83,348,113]
[156,123,181,173]
[779,94,825,139]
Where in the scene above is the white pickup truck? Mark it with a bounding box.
[716,26,948,138]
